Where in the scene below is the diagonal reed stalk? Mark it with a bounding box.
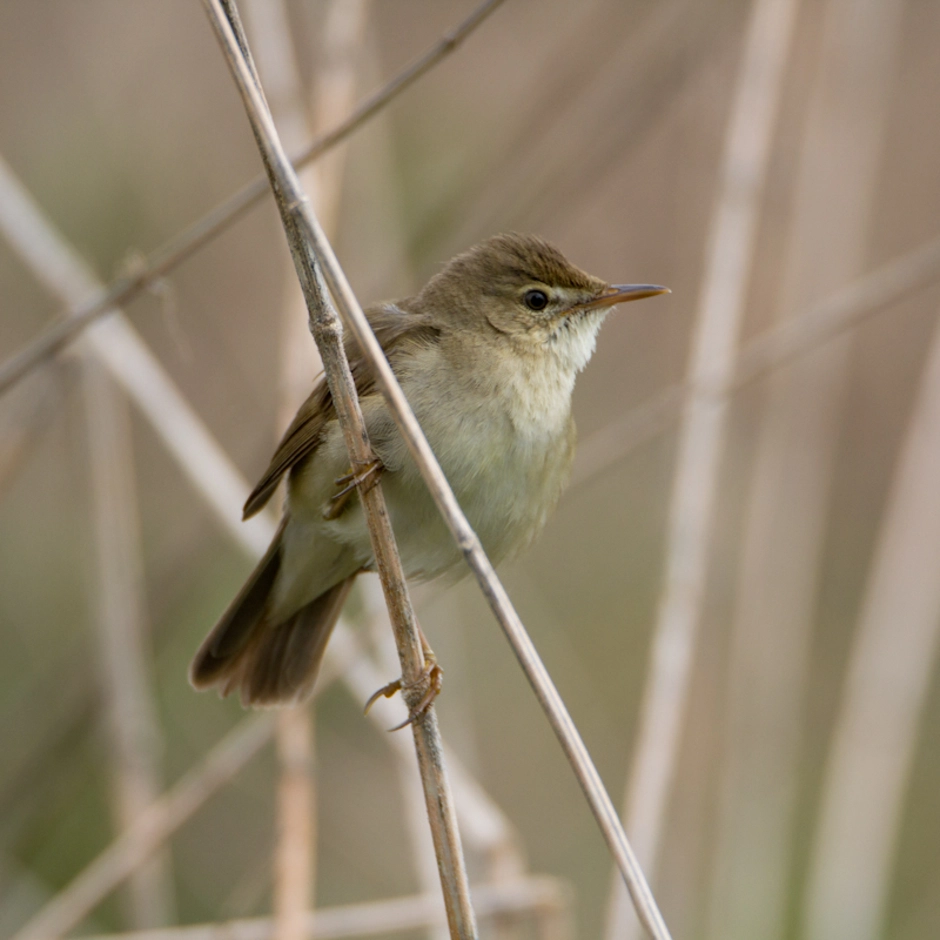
[0,0,508,400]
[73,876,570,940]
[202,1,672,937]
[10,716,275,940]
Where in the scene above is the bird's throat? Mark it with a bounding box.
[546,309,608,375]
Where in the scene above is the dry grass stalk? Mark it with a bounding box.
[358,577,533,937]
[329,613,526,875]
[359,580,456,940]
[0,154,275,560]
[707,2,905,937]
[344,46,467,934]
[0,0,508,399]
[604,1,799,937]
[272,709,314,940]
[205,2,477,935]
[0,367,62,497]
[802,311,940,939]
[83,358,175,929]
[10,715,275,940]
[203,3,672,936]
[439,0,694,255]
[74,876,570,940]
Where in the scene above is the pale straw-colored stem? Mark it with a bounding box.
[604,1,799,937]
[329,614,524,875]
[203,3,670,937]
[802,310,940,939]
[74,876,569,940]
[359,577,532,940]
[359,578,454,940]
[83,358,175,929]
[0,0,507,400]
[0,153,275,559]
[272,708,313,940]
[707,2,905,937]
[351,35,469,930]
[0,366,62,495]
[243,1,489,928]
[206,3,477,936]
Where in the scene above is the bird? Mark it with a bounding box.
[190,233,668,708]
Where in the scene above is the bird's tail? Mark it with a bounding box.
[189,524,355,706]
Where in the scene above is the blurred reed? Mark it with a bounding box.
[2,1,940,938]
[707,4,905,938]
[607,1,799,936]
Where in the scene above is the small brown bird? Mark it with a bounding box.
[190,233,667,706]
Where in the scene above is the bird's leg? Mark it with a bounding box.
[324,455,384,520]
[364,625,444,731]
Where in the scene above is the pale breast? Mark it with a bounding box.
[379,343,577,575]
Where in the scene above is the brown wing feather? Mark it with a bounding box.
[243,303,440,520]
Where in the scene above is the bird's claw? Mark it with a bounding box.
[324,457,383,519]
[364,653,444,732]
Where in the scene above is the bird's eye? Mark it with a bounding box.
[523,289,549,311]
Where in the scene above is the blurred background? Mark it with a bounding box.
[1,1,939,939]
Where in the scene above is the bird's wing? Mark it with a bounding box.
[242,303,439,519]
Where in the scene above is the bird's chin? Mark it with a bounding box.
[545,309,608,373]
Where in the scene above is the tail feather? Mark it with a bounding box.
[190,523,357,706]
[227,577,354,705]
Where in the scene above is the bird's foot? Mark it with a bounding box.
[364,646,444,732]
[324,457,384,519]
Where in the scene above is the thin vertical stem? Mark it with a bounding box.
[272,712,314,940]
[361,578,456,940]
[605,2,800,938]
[83,359,175,929]
[708,2,905,937]
[803,310,940,940]
[241,0,359,933]
[329,614,527,879]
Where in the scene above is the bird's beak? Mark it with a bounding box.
[577,283,670,311]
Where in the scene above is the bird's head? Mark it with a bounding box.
[417,233,668,373]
